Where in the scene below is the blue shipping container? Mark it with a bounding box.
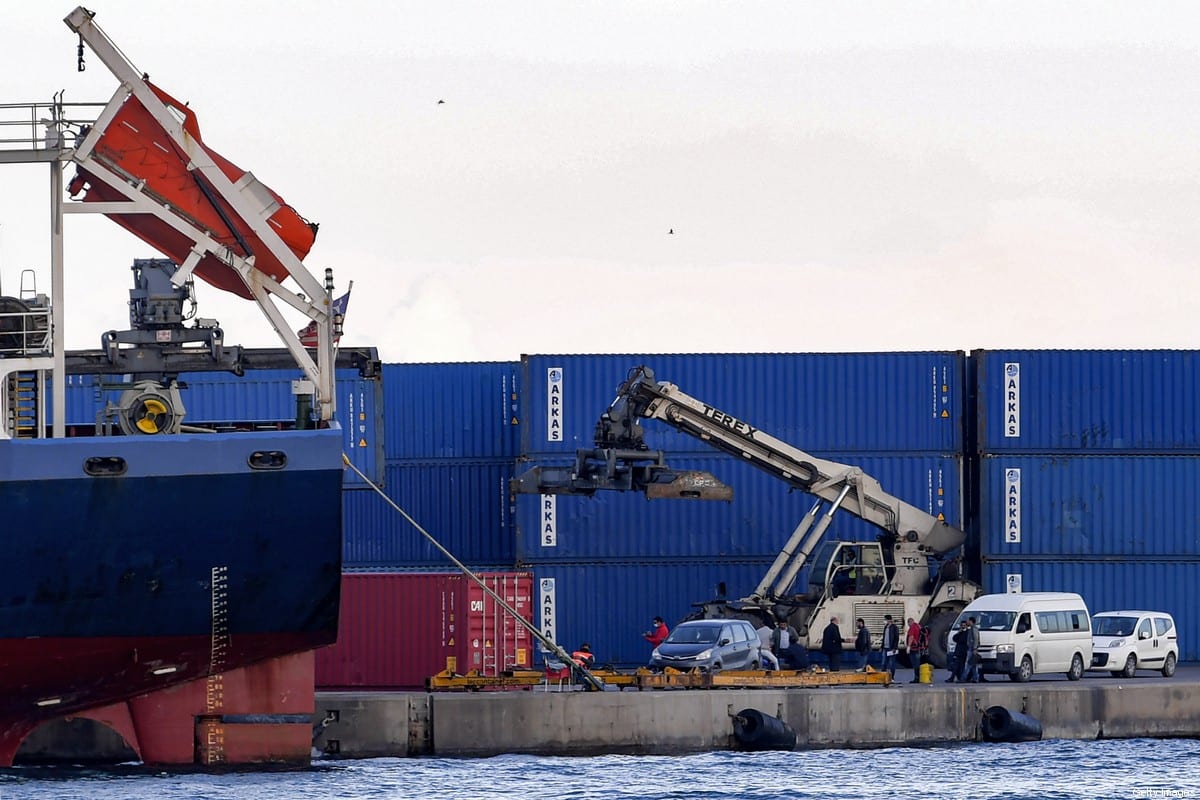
[974,350,1200,453]
[343,461,516,569]
[532,560,776,670]
[982,560,1199,662]
[382,362,520,461]
[520,352,964,456]
[517,452,962,562]
[979,455,1200,558]
[339,375,386,489]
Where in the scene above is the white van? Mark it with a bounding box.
[948,592,1092,682]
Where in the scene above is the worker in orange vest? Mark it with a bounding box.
[571,643,595,669]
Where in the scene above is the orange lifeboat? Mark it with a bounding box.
[68,81,317,300]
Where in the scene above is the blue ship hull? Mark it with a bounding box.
[0,426,343,763]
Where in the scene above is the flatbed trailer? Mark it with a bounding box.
[425,665,891,691]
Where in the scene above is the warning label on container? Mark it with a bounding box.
[1003,362,1021,437]
[935,364,952,420]
[546,367,563,442]
[541,494,557,547]
[1006,573,1023,593]
[1005,468,1021,544]
[539,578,556,652]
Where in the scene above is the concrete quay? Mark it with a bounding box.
[313,667,1200,758]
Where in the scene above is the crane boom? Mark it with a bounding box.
[597,367,964,550]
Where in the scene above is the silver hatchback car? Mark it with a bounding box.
[650,619,763,673]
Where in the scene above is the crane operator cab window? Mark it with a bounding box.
[827,543,886,598]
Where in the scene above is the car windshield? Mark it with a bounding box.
[666,625,721,645]
[1093,616,1138,637]
[976,611,1016,631]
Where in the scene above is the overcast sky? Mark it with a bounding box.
[1,2,1198,362]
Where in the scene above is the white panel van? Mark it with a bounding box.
[948,592,1092,682]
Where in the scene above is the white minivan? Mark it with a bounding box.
[1089,610,1179,678]
[948,592,1092,682]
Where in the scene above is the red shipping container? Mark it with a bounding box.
[315,572,534,690]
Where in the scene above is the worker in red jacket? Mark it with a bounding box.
[643,616,669,648]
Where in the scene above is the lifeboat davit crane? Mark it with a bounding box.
[58,7,340,420]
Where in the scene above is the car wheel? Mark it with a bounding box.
[750,658,760,670]
[1067,653,1084,681]
[711,661,722,674]
[1162,652,1177,678]
[1119,653,1137,679]
[1016,655,1033,682]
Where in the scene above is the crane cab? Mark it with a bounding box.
[810,541,888,598]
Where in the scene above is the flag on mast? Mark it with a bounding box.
[298,284,352,348]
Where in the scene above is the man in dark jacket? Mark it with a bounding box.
[948,620,968,682]
[821,616,844,672]
[853,618,872,671]
[881,614,900,679]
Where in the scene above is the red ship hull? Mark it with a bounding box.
[0,632,325,765]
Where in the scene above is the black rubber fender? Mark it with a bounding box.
[732,708,797,751]
[981,705,1043,743]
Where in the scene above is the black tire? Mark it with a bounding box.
[1119,654,1137,679]
[925,610,957,669]
[1067,653,1084,681]
[750,658,761,671]
[1162,652,1177,678]
[1016,655,1033,683]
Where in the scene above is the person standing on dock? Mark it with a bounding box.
[774,618,807,669]
[756,623,781,670]
[948,620,968,682]
[643,616,669,649]
[906,618,925,683]
[962,617,982,683]
[821,616,844,671]
[853,618,872,671]
[881,614,900,679]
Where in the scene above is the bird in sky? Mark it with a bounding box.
[437,99,445,104]
[668,228,674,234]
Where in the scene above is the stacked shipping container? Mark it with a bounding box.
[315,572,534,689]
[518,352,968,668]
[318,362,530,689]
[351,361,521,569]
[973,350,1199,660]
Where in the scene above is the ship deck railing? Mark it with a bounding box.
[0,307,52,357]
[0,100,102,163]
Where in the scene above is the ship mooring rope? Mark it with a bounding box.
[341,454,605,691]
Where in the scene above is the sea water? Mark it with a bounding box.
[1,738,1198,799]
